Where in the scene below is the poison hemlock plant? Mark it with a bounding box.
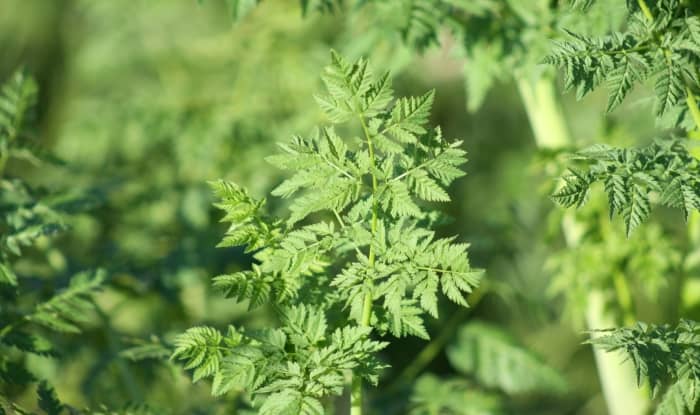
[171,51,482,414]
[591,320,700,415]
[546,0,700,413]
[546,0,700,128]
[0,71,105,413]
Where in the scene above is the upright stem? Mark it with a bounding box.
[685,87,700,134]
[516,77,571,149]
[350,115,378,415]
[516,76,649,415]
[636,0,654,21]
[637,0,700,326]
[682,89,700,312]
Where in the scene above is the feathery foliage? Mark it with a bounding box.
[545,0,700,126]
[552,139,700,236]
[0,70,105,412]
[591,320,700,414]
[171,51,482,413]
[546,1,700,411]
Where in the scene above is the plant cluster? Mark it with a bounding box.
[0,71,106,413]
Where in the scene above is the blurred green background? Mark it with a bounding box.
[1,1,689,414]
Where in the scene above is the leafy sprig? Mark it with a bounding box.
[171,51,482,413]
[0,70,105,412]
[551,139,700,236]
[546,0,700,126]
[590,320,700,414]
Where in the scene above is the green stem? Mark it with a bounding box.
[686,87,700,135]
[516,75,649,415]
[351,114,378,415]
[515,77,571,149]
[636,0,654,21]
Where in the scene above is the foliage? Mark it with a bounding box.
[591,320,700,414]
[545,0,700,127]
[409,374,503,415]
[551,139,700,236]
[446,321,566,395]
[171,51,482,412]
[0,71,104,412]
[172,305,386,411]
[4,0,696,414]
[547,209,680,326]
[546,0,700,412]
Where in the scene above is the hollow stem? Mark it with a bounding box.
[516,75,649,415]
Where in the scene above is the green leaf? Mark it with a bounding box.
[551,169,592,208]
[655,62,684,116]
[0,69,38,145]
[27,269,104,334]
[385,91,435,143]
[623,183,651,237]
[606,54,638,112]
[0,262,17,287]
[37,381,63,415]
[210,180,279,253]
[654,376,699,415]
[171,326,226,383]
[447,322,567,394]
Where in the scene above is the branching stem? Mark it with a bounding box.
[686,87,700,134]
[637,0,700,133]
[351,113,378,415]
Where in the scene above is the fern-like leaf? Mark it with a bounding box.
[27,270,105,334]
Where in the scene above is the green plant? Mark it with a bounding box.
[592,320,700,415]
[552,139,700,236]
[170,51,482,414]
[547,0,700,413]
[0,71,105,413]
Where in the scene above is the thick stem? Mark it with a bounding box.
[586,292,648,415]
[636,0,654,21]
[516,76,649,415]
[516,77,571,149]
[682,92,700,312]
[350,115,378,415]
